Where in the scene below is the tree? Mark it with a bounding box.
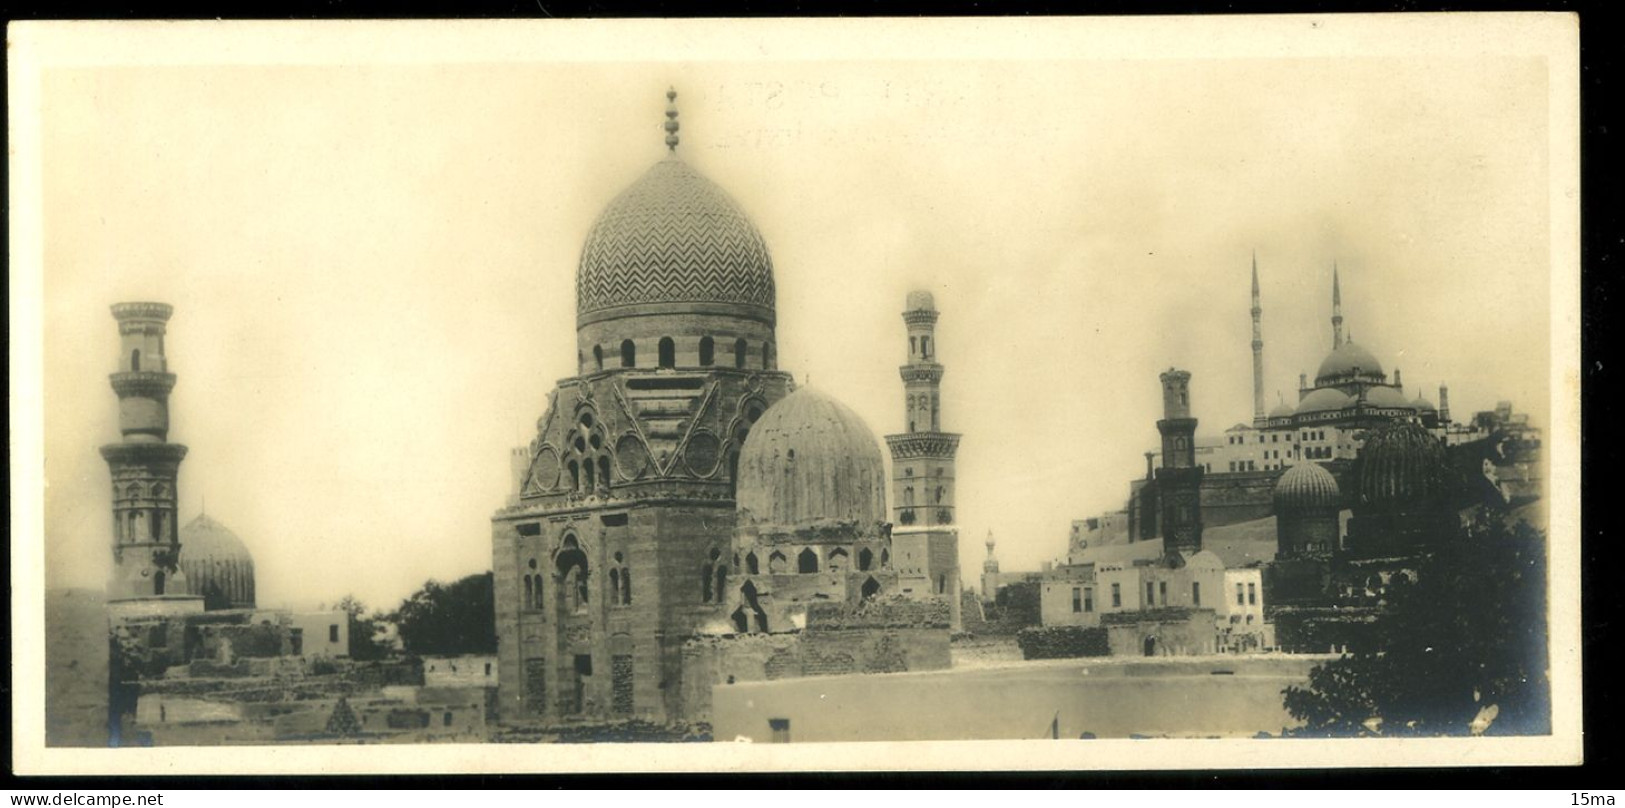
[389,572,497,657]
[335,595,391,661]
[1282,508,1550,737]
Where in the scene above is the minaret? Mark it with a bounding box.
[1439,383,1451,424]
[1251,253,1266,429]
[979,531,1001,603]
[99,302,200,611]
[1331,263,1345,350]
[1155,368,1204,553]
[885,290,962,628]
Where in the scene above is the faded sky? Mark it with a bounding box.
[32,21,1557,612]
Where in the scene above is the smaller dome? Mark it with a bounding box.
[1274,462,1341,510]
[906,290,936,312]
[1410,395,1437,412]
[1316,341,1385,383]
[1268,400,1297,419]
[1364,385,1410,409]
[736,387,887,532]
[179,513,256,610]
[1298,387,1351,414]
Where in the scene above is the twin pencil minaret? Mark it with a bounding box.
[1250,253,1265,429]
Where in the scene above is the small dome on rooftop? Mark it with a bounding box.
[735,387,887,532]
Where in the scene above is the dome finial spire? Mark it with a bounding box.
[664,86,680,153]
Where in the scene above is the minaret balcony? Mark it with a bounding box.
[899,363,944,384]
[110,371,177,398]
[885,432,961,459]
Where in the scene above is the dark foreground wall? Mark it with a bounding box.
[712,655,1326,742]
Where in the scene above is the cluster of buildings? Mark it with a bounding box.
[72,88,1545,744]
[989,259,1545,657]
[89,302,499,745]
[489,91,962,727]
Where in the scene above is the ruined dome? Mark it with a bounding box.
[576,157,775,324]
[906,289,936,312]
[1356,420,1451,509]
[1297,387,1351,414]
[178,513,256,610]
[1315,340,1385,384]
[735,387,887,531]
[1274,461,1341,511]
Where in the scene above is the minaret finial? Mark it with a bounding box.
[1250,251,1265,428]
[664,87,680,153]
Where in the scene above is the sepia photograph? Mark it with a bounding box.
[9,14,1581,775]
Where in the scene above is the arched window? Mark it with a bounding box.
[598,456,611,489]
[768,551,788,574]
[797,548,818,574]
[861,576,881,600]
[621,339,636,368]
[533,574,544,610]
[827,548,848,573]
[524,576,535,609]
[702,564,714,602]
[920,337,930,358]
[881,548,890,568]
[935,486,944,504]
[152,511,166,543]
[745,552,759,575]
[583,459,596,490]
[734,338,747,369]
[699,336,714,366]
[131,349,141,372]
[153,570,165,596]
[857,547,873,571]
[127,511,142,542]
[658,337,676,369]
[568,460,580,491]
[910,336,917,356]
[594,345,604,371]
[714,565,727,602]
[620,567,631,605]
[610,569,621,605]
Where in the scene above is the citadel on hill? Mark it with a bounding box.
[54,87,1546,746]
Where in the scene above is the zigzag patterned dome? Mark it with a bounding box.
[577,157,776,322]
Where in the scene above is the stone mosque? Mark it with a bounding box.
[490,90,960,727]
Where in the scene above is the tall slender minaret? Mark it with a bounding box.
[1331,263,1345,349]
[885,290,962,629]
[1251,253,1266,428]
[99,302,199,610]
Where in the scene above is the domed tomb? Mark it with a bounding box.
[1274,462,1341,511]
[178,513,256,610]
[735,387,887,534]
[576,157,776,325]
[1355,419,1452,510]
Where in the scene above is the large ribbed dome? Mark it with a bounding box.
[735,387,887,531]
[1356,420,1451,509]
[179,513,256,610]
[576,158,776,322]
[1316,340,1385,383]
[1274,462,1341,510]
